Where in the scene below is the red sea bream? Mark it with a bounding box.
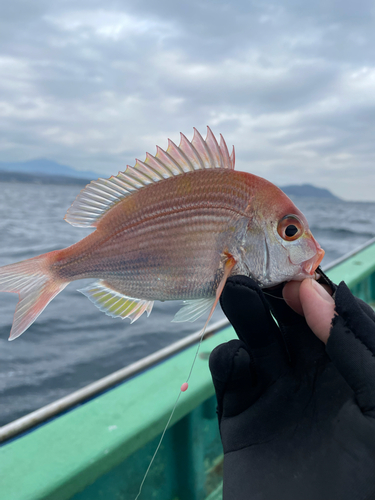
[0,128,324,340]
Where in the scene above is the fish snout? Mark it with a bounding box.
[302,245,325,275]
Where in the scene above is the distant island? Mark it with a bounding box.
[0,159,340,199]
[280,183,340,199]
[0,158,99,183]
[0,171,92,186]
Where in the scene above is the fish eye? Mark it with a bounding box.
[277,215,303,241]
[285,225,298,237]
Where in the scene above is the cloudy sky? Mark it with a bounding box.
[1,0,375,200]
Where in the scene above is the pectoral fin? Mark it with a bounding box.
[172,298,215,323]
[174,253,237,326]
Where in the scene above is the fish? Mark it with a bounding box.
[0,127,324,341]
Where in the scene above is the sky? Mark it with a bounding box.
[1,0,375,200]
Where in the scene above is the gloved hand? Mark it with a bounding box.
[209,274,375,500]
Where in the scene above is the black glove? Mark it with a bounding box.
[209,275,375,500]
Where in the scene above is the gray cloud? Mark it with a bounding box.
[0,0,374,200]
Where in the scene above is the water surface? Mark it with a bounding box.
[1,182,375,426]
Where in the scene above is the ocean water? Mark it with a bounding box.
[0,181,375,427]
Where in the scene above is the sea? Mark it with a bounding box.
[1,181,375,427]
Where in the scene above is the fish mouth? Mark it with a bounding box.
[301,246,325,275]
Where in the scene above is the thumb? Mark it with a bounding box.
[299,279,336,344]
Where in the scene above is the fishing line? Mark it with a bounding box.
[133,321,208,500]
[134,255,236,500]
[134,390,183,500]
[262,291,286,300]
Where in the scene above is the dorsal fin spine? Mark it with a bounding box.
[192,128,213,169]
[206,127,224,169]
[88,183,119,199]
[167,139,194,172]
[179,133,205,170]
[162,145,185,175]
[118,170,143,189]
[150,146,174,179]
[155,146,181,176]
[108,176,132,194]
[116,172,138,191]
[79,210,101,217]
[77,203,103,213]
[82,193,109,205]
[167,140,185,174]
[134,160,160,183]
[122,168,149,187]
[219,134,231,169]
[144,152,171,179]
[230,146,235,168]
[79,195,106,208]
[96,179,126,195]
[135,158,164,182]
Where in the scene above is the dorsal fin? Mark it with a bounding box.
[64,127,235,227]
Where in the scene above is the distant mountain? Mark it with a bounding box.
[0,160,340,200]
[0,171,93,186]
[280,183,340,199]
[0,159,100,180]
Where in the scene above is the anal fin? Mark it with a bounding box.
[79,281,154,323]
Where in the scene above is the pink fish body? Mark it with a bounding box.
[0,128,324,340]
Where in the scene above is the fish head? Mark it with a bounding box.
[271,211,324,280]
[241,184,324,287]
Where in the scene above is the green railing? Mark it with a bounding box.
[326,237,375,306]
[0,237,375,500]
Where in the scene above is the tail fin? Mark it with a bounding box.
[0,254,68,340]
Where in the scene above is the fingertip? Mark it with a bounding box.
[300,279,335,343]
[300,278,334,303]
